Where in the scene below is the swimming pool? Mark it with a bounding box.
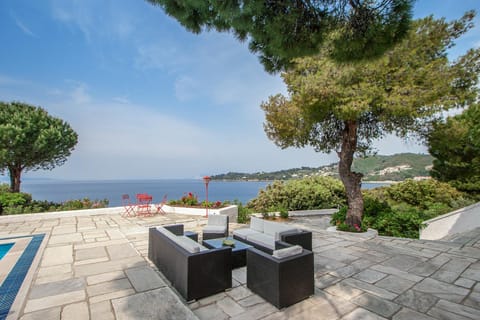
[0,243,14,261]
[0,234,45,320]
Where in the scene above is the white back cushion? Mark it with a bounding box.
[208,214,227,226]
[250,217,264,232]
[156,227,200,253]
[176,236,201,253]
[263,220,296,239]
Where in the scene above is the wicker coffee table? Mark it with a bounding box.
[202,236,253,269]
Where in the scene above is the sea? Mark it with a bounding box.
[16,179,390,207]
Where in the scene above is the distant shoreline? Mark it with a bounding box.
[362,180,398,184]
[211,178,397,184]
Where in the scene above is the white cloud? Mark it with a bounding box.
[25,88,217,179]
[135,44,170,70]
[69,83,91,105]
[174,76,199,102]
[50,0,135,43]
[11,13,37,37]
[51,0,94,42]
[0,74,28,86]
[112,96,130,104]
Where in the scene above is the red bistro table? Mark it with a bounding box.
[135,193,153,216]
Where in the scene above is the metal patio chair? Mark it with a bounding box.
[155,194,168,215]
[121,194,136,217]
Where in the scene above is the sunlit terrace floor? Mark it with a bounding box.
[0,209,479,319]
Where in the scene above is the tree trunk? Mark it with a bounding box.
[337,120,364,228]
[8,165,22,193]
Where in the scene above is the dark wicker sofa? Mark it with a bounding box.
[246,246,314,309]
[148,224,232,301]
[233,217,312,254]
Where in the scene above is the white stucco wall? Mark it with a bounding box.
[420,202,480,240]
[163,205,238,222]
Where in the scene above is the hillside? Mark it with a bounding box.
[211,153,434,182]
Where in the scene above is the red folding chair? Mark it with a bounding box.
[121,194,136,217]
[155,194,168,215]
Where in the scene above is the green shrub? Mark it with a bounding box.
[336,221,367,232]
[236,202,252,224]
[3,206,25,215]
[331,179,473,238]
[278,206,289,219]
[331,206,367,232]
[247,176,346,212]
[371,206,425,238]
[384,179,465,209]
[0,182,109,215]
[223,199,252,224]
[330,206,347,226]
[59,198,108,211]
[362,179,475,238]
[0,184,10,193]
[0,191,32,207]
[362,194,392,218]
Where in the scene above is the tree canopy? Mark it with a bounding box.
[147,0,414,73]
[0,102,78,192]
[428,103,480,194]
[261,12,480,226]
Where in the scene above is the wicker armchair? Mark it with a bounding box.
[148,224,232,301]
[202,215,229,240]
[246,246,314,309]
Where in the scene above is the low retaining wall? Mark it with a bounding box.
[0,206,124,222]
[163,205,238,222]
[288,209,337,217]
[420,202,480,240]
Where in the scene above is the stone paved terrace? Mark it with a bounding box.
[0,210,479,319]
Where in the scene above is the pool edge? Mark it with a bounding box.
[3,234,49,320]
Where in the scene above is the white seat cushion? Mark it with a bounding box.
[233,228,259,240]
[246,233,275,250]
[272,245,303,259]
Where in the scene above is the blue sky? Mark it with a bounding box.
[1,0,479,180]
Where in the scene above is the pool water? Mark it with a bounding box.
[0,243,14,260]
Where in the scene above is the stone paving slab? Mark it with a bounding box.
[413,278,470,303]
[111,288,198,320]
[393,290,438,313]
[0,211,479,319]
[124,266,166,292]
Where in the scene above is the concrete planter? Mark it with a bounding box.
[326,226,378,239]
[163,204,238,222]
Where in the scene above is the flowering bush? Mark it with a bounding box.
[331,206,367,233]
[168,192,226,208]
[181,192,199,206]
